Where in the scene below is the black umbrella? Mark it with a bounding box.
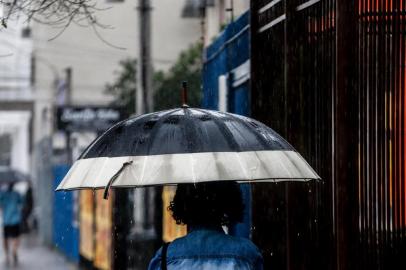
[56,84,319,199]
[0,168,30,184]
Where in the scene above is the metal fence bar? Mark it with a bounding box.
[258,14,286,33]
[258,0,283,14]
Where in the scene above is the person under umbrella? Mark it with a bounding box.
[56,83,320,270]
[0,183,23,266]
[148,181,263,270]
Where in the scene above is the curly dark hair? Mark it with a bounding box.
[168,181,244,227]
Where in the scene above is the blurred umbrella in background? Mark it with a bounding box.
[0,167,30,185]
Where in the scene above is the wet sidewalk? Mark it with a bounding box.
[0,233,78,270]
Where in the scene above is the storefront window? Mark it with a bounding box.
[0,134,11,166]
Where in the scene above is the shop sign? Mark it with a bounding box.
[56,106,125,132]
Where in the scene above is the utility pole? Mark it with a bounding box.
[200,1,206,45]
[133,3,156,265]
[225,0,234,23]
[136,0,153,115]
[65,67,73,165]
[65,67,72,105]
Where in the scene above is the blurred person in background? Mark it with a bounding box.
[0,183,23,267]
[148,181,263,270]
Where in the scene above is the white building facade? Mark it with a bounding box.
[204,0,249,45]
[0,7,33,175]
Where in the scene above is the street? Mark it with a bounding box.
[0,233,77,270]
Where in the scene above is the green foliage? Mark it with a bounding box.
[105,43,203,114]
[104,58,137,114]
[153,43,203,110]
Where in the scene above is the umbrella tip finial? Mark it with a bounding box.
[181,81,189,108]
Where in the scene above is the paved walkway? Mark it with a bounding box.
[0,233,78,270]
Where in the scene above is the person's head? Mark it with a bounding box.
[169,181,244,227]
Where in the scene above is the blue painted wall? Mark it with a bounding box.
[53,165,79,262]
[202,11,252,239]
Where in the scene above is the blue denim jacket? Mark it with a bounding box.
[148,226,263,270]
[0,191,22,226]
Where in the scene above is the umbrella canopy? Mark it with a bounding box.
[56,107,320,196]
[0,168,30,184]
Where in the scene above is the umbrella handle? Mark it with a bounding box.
[103,161,133,200]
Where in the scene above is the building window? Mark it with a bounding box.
[0,134,12,167]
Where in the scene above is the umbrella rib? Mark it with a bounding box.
[227,113,270,150]
[140,156,148,185]
[189,154,196,183]
[78,118,128,159]
[195,108,241,152]
[144,108,182,155]
[234,152,250,180]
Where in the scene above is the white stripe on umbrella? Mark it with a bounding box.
[56,150,320,191]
